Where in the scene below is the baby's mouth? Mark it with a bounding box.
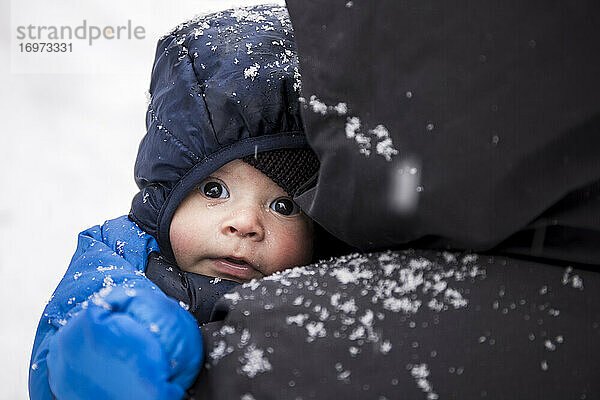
[209,256,262,282]
[223,257,250,266]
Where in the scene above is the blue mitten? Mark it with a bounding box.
[46,286,203,400]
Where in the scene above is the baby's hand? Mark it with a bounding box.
[46,286,203,400]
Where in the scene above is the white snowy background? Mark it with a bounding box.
[0,1,283,398]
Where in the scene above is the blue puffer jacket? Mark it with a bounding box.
[29,217,205,399]
[29,5,309,399]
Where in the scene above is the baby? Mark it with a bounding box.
[29,5,322,400]
[169,156,315,283]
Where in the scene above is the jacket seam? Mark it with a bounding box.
[182,34,221,147]
[147,105,200,163]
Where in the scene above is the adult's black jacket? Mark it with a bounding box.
[185,2,600,399]
[287,0,600,266]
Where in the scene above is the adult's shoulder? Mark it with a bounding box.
[191,250,600,399]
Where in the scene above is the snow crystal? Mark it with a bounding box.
[92,287,112,311]
[382,263,399,276]
[378,251,395,262]
[243,63,260,80]
[345,117,360,138]
[371,125,388,138]
[544,339,556,351]
[239,345,272,378]
[409,258,432,269]
[359,309,374,326]
[349,326,366,340]
[240,329,251,346]
[193,27,204,38]
[383,297,421,314]
[224,292,242,304]
[306,321,326,340]
[231,7,268,23]
[96,265,116,272]
[396,268,425,294]
[306,95,399,160]
[219,325,236,336]
[376,138,398,161]
[332,297,358,314]
[115,240,126,255]
[309,95,328,115]
[334,102,348,115]
[330,266,372,284]
[427,298,445,312]
[410,363,438,399]
[380,340,392,354]
[572,275,584,289]
[286,313,309,326]
[461,254,478,264]
[318,307,330,321]
[444,288,468,309]
[562,267,584,290]
[102,276,115,289]
[442,252,457,263]
[244,279,261,291]
[337,367,351,382]
[210,340,234,363]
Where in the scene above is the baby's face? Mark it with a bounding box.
[170,159,314,283]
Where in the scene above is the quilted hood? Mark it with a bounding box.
[129,5,309,260]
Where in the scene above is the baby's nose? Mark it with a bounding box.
[222,208,265,241]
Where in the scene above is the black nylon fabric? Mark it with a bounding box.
[285,0,600,265]
[145,252,240,326]
[189,250,600,399]
[182,3,600,399]
[129,5,310,261]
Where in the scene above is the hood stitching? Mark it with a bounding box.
[180,31,221,148]
[148,104,200,163]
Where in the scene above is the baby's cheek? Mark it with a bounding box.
[170,224,195,266]
[268,225,313,272]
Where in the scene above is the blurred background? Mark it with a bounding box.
[0,0,282,397]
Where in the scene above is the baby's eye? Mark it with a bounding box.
[199,181,229,199]
[269,197,300,216]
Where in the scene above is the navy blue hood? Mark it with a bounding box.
[129,5,309,261]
